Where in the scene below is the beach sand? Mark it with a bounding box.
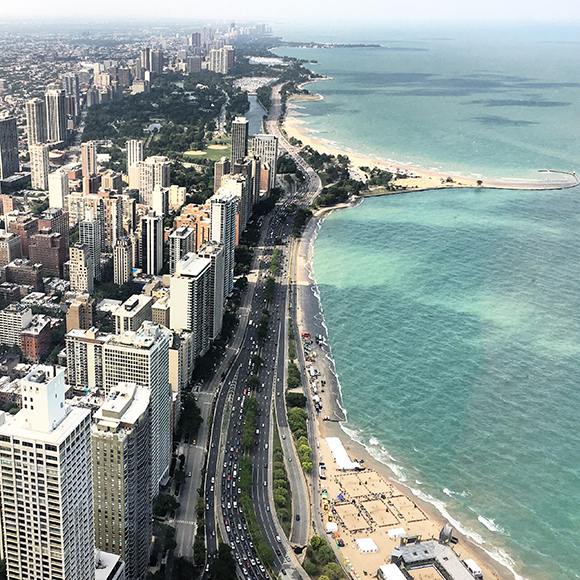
[290,215,516,580]
[283,101,578,192]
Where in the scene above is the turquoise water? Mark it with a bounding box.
[276,25,580,580]
[275,26,580,179]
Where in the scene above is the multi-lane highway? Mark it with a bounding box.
[172,81,323,579]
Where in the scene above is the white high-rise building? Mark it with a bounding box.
[69,243,94,293]
[170,253,212,358]
[25,97,47,145]
[231,116,248,163]
[79,210,102,282]
[0,365,95,580]
[29,143,49,190]
[48,169,69,208]
[252,134,278,191]
[169,185,186,210]
[140,211,164,275]
[45,88,67,143]
[114,236,134,285]
[198,241,225,340]
[138,156,170,207]
[103,322,172,489]
[126,140,143,189]
[220,173,248,235]
[210,191,237,297]
[168,226,196,275]
[0,303,32,347]
[65,327,110,391]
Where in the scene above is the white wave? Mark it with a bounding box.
[478,515,505,534]
[369,436,380,446]
[443,488,454,497]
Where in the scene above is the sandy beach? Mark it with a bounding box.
[290,214,517,580]
[283,99,578,192]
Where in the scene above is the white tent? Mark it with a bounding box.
[378,564,407,580]
[326,522,338,533]
[356,538,378,553]
[326,437,359,471]
[388,527,406,540]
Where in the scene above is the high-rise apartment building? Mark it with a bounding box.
[140,48,151,71]
[65,294,94,332]
[150,49,163,75]
[113,295,153,334]
[48,169,69,208]
[126,140,143,168]
[0,365,95,580]
[102,322,172,489]
[138,156,170,207]
[69,243,94,293]
[231,117,249,163]
[81,141,97,178]
[38,207,70,255]
[92,384,152,580]
[168,185,186,210]
[25,97,47,145]
[140,211,163,275]
[29,144,49,190]
[0,116,19,180]
[197,241,225,340]
[220,173,248,239]
[29,231,66,278]
[213,156,230,193]
[7,214,39,259]
[79,210,102,282]
[45,88,67,143]
[0,232,22,268]
[252,134,278,192]
[210,191,237,297]
[114,236,134,285]
[168,226,196,275]
[170,253,211,359]
[65,326,109,390]
[0,303,32,347]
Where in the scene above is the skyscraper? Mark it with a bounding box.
[170,253,212,358]
[0,116,19,179]
[65,326,109,390]
[81,141,97,178]
[92,384,152,580]
[25,97,47,145]
[69,243,94,293]
[210,191,237,297]
[198,241,225,340]
[140,48,151,71]
[252,134,279,192]
[79,210,102,282]
[114,236,134,285]
[45,88,67,143]
[103,322,172,489]
[150,49,163,75]
[140,211,164,275]
[0,365,95,580]
[29,143,49,190]
[231,117,249,163]
[126,139,143,169]
[168,226,196,275]
[138,156,170,207]
[48,169,69,208]
[213,156,230,193]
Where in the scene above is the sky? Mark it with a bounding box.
[1,0,580,25]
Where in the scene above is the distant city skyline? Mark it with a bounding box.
[1,0,580,24]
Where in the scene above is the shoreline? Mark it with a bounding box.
[283,99,578,193]
[293,212,521,580]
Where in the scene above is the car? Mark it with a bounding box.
[264,481,267,486]
[188,472,192,477]
[276,535,281,543]
[266,506,270,512]
[286,555,290,562]
[226,526,231,532]
[296,514,300,521]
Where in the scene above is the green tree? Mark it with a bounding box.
[152,494,179,517]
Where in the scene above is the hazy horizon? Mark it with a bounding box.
[1,0,580,27]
